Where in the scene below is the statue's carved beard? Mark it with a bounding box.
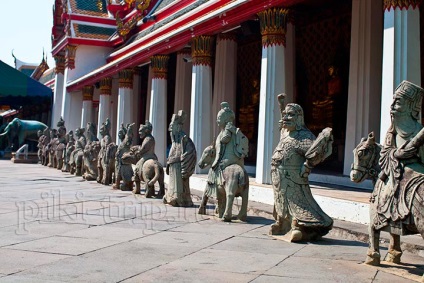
[392,112,417,139]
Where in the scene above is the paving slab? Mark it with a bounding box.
[13,241,201,282]
[165,248,288,274]
[5,236,121,256]
[0,248,70,275]
[121,266,258,283]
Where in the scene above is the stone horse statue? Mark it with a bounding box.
[97,118,117,186]
[351,132,424,275]
[198,145,249,222]
[62,130,75,172]
[82,122,100,181]
[69,127,86,176]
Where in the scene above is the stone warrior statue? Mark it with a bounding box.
[198,102,249,222]
[97,118,117,185]
[114,123,135,191]
[270,93,333,242]
[69,127,86,176]
[163,110,196,207]
[62,130,75,172]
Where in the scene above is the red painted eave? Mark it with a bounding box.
[67,0,306,92]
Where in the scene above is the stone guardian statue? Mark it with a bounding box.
[163,110,196,207]
[270,93,333,242]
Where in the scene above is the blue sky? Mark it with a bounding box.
[0,0,55,68]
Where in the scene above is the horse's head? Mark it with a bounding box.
[350,132,382,183]
[198,145,216,169]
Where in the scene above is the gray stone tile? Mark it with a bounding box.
[59,225,147,241]
[0,275,64,282]
[108,218,188,232]
[0,222,88,247]
[15,241,200,282]
[169,218,265,237]
[237,225,272,239]
[373,269,419,283]
[265,256,376,282]
[165,248,287,274]
[292,236,370,262]
[132,230,232,249]
[6,236,121,256]
[0,248,70,275]
[210,235,306,255]
[250,274,323,283]
[121,266,257,282]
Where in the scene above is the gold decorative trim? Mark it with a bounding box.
[116,0,151,39]
[54,55,65,74]
[257,8,289,47]
[118,68,134,89]
[191,36,215,66]
[151,55,170,80]
[99,77,112,95]
[82,85,94,101]
[384,0,422,10]
[65,45,78,70]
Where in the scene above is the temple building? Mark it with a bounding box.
[48,0,424,185]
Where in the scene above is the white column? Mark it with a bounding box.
[212,33,237,136]
[174,49,192,134]
[145,66,153,122]
[149,55,169,165]
[61,68,71,128]
[190,36,214,174]
[52,55,65,127]
[81,85,94,128]
[116,69,134,144]
[380,2,421,141]
[343,0,384,175]
[256,8,290,184]
[97,77,112,138]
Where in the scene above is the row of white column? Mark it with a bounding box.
[52,1,421,183]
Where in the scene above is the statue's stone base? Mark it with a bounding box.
[270,233,297,243]
[11,152,39,164]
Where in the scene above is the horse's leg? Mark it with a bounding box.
[365,224,381,265]
[386,233,402,263]
[237,185,249,222]
[217,187,226,219]
[198,191,209,215]
[157,171,165,198]
[223,180,236,222]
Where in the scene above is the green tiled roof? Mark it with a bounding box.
[78,24,116,36]
[75,0,108,14]
[73,23,116,40]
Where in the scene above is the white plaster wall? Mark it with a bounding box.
[66,46,113,83]
[67,91,83,133]
[52,73,64,128]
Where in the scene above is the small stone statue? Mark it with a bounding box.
[114,123,134,191]
[198,102,249,221]
[69,127,86,175]
[37,130,45,164]
[47,128,58,168]
[83,122,100,181]
[41,127,50,166]
[351,81,424,277]
[55,118,67,170]
[163,110,196,207]
[97,118,117,185]
[122,121,165,197]
[62,130,75,172]
[270,93,333,242]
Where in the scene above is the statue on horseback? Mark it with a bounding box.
[351,81,424,275]
[198,102,249,222]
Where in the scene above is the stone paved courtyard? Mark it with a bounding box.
[0,160,423,282]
